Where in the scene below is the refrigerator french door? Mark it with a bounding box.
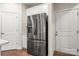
[27,13,48,56]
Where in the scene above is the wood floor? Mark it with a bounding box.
[0,49,75,56]
[53,51,75,56]
[1,49,32,56]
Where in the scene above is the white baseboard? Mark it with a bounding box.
[16,47,22,49]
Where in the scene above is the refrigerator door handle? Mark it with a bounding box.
[31,16,35,35]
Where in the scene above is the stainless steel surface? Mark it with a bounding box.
[27,13,48,56]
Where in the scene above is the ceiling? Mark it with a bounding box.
[24,3,42,8]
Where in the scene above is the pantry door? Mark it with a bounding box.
[1,12,18,50]
[56,9,78,55]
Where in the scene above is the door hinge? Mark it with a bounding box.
[77,30,79,34]
[77,48,79,52]
[77,12,79,16]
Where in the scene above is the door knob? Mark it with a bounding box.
[55,33,58,36]
[77,48,79,52]
[55,32,58,36]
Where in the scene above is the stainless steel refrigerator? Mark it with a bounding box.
[27,13,48,56]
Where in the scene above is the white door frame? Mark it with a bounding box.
[55,8,79,55]
[0,11,20,50]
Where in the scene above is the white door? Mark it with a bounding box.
[1,12,18,50]
[0,13,1,39]
[56,9,78,55]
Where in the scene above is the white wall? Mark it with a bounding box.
[0,3,22,13]
[0,3,23,49]
[48,3,55,56]
[54,3,79,12]
[22,4,27,49]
